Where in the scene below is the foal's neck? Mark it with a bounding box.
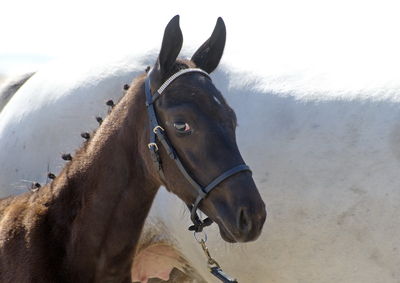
[47,75,159,282]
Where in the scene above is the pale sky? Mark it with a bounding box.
[2,0,400,92]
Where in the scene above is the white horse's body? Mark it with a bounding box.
[1,53,400,283]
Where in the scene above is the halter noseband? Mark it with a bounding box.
[145,68,251,232]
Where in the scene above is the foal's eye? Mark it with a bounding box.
[173,122,191,135]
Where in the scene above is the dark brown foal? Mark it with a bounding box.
[0,15,266,283]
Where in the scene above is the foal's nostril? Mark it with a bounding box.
[237,207,252,235]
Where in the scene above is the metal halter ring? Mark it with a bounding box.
[194,231,208,243]
[147,142,159,151]
[153,125,164,134]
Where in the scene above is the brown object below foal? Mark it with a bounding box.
[0,16,266,283]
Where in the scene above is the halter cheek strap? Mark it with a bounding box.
[145,68,252,232]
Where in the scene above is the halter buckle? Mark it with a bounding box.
[153,125,164,134]
[147,142,159,151]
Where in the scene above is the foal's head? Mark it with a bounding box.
[147,16,266,243]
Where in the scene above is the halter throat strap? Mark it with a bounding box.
[145,68,252,232]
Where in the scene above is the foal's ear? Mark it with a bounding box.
[191,17,226,73]
[157,15,183,75]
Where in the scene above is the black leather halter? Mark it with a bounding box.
[145,68,251,232]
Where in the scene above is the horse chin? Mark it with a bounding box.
[215,221,238,243]
[218,226,237,243]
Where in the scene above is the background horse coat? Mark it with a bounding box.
[1,50,400,282]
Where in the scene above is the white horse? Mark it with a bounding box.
[1,50,400,282]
